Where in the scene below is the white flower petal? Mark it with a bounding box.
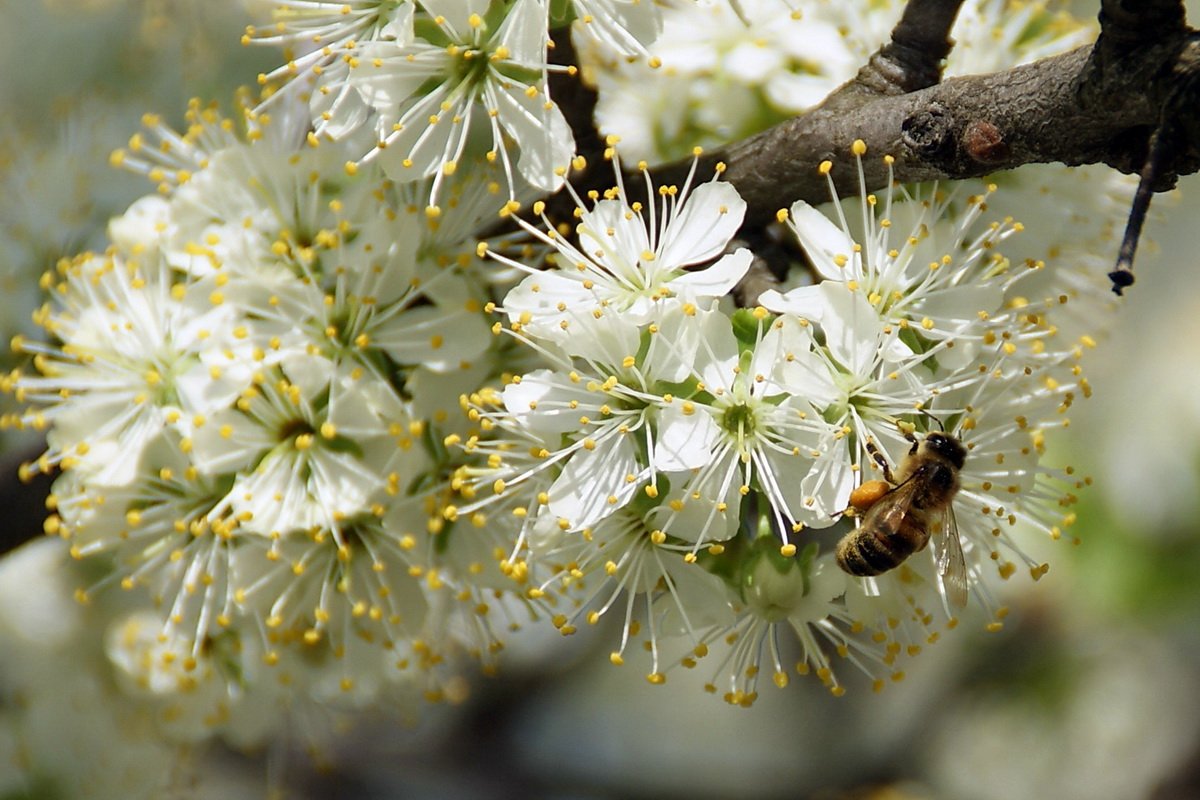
[814,283,886,377]
[743,325,804,400]
[657,181,747,267]
[655,465,741,544]
[799,433,855,522]
[653,404,721,472]
[377,89,461,183]
[694,310,740,392]
[372,303,491,369]
[789,199,857,281]
[502,370,594,437]
[489,81,573,193]
[641,304,711,383]
[576,198,651,283]
[307,449,385,517]
[503,270,598,342]
[228,453,320,535]
[915,284,1006,326]
[496,0,551,66]
[566,313,643,365]
[547,434,642,530]
[353,41,442,113]
[654,558,736,633]
[570,0,663,57]
[758,286,824,319]
[186,408,271,476]
[671,248,753,300]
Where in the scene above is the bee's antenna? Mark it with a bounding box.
[910,406,947,433]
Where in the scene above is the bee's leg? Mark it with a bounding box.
[864,439,896,484]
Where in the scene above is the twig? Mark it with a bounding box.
[852,0,967,96]
[1109,124,1166,295]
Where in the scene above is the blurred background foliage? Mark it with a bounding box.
[2,1,1200,798]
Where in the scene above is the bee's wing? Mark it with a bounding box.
[863,477,921,534]
[932,504,968,610]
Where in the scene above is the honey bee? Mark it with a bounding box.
[835,431,969,608]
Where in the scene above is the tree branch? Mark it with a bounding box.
[556,2,1199,232]
[713,46,1139,225]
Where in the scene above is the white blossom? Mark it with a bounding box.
[491,156,750,342]
[310,0,576,203]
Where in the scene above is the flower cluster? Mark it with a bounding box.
[243,0,662,203]
[447,142,1093,703]
[2,98,513,724]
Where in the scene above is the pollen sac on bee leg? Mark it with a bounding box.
[848,479,892,512]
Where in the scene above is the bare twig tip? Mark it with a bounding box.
[1108,267,1135,296]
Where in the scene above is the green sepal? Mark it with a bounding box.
[898,325,940,374]
[548,0,576,28]
[730,308,769,349]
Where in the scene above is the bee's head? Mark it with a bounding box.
[923,431,967,469]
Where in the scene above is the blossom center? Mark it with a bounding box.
[719,400,759,441]
[450,45,493,88]
[277,417,317,446]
